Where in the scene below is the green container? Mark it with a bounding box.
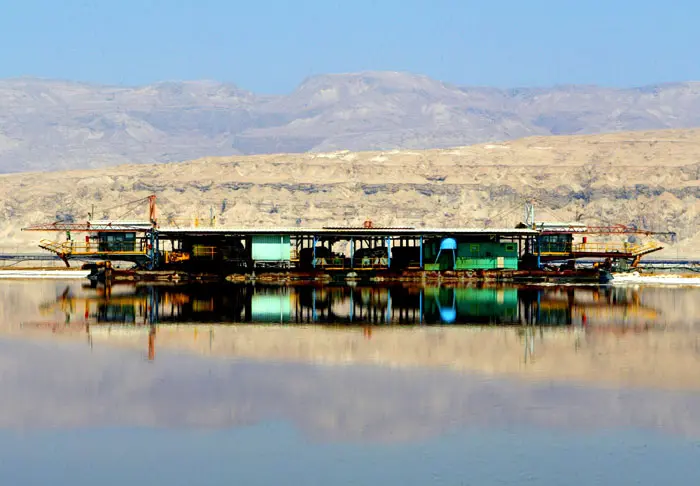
[251,234,291,261]
[456,242,518,259]
[454,256,518,270]
[423,239,519,270]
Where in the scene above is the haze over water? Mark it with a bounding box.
[1,280,699,485]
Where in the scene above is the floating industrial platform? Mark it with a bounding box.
[21,195,675,284]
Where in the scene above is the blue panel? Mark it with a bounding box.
[440,238,457,251]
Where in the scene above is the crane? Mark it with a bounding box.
[22,195,157,233]
[538,224,677,239]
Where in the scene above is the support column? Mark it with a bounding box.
[350,238,355,268]
[147,230,157,270]
[387,237,392,268]
[419,236,424,269]
[312,236,317,269]
[154,232,159,269]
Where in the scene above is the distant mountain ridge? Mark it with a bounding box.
[1,72,700,172]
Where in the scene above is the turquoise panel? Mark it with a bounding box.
[251,234,291,261]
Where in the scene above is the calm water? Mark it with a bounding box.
[1,280,700,485]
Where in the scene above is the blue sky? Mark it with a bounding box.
[1,0,698,93]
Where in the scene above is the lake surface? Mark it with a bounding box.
[1,280,699,485]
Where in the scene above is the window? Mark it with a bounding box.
[98,232,136,252]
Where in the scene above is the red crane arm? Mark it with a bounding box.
[541,224,676,237]
[21,195,157,232]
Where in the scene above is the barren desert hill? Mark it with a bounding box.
[1,127,699,255]
[3,72,700,173]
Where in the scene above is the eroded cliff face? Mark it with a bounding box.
[1,128,698,255]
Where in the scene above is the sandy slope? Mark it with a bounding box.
[1,128,698,255]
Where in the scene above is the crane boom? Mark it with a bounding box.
[540,224,676,237]
[22,222,153,232]
[22,195,157,232]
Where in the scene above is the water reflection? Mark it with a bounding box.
[3,281,700,486]
[1,340,699,486]
[38,283,660,328]
[1,339,700,441]
[2,281,700,440]
[9,281,699,391]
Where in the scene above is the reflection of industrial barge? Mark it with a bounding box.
[36,282,657,328]
[22,195,674,284]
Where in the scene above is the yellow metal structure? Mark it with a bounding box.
[165,216,216,228]
[39,239,148,257]
[164,251,191,264]
[539,240,663,257]
[192,245,217,259]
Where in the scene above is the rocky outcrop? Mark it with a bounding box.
[0,128,697,255]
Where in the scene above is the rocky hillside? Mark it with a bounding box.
[1,128,698,256]
[2,73,700,172]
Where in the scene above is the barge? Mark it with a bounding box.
[21,195,669,284]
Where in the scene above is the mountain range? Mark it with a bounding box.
[2,71,700,172]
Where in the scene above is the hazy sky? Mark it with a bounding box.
[1,0,698,92]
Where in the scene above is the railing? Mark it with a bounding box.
[164,217,216,228]
[192,246,217,259]
[628,241,665,256]
[353,257,390,269]
[539,241,663,256]
[308,257,391,269]
[38,239,147,256]
[572,241,662,255]
[313,257,346,268]
[39,239,68,255]
[573,242,636,254]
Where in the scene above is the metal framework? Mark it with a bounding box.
[23,221,153,232]
[540,224,676,238]
[22,194,157,233]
